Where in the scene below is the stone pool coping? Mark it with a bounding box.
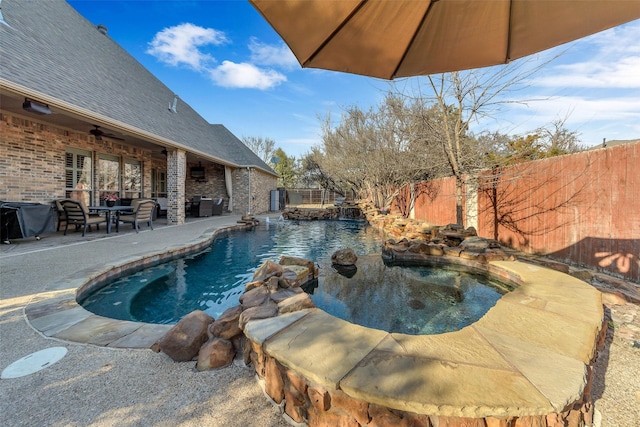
[24,224,248,348]
[244,260,605,418]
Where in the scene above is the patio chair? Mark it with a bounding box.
[155,197,168,218]
[191,196,213,217]
[118,199,156,233]
[212,198,224,216]
[61,199,107,237]
[54,198,70,231]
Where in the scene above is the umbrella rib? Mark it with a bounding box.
[302,0,369,67]
[391,0,439,79]
[504,0,513,64]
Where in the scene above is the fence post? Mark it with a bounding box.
[465,175,478,230]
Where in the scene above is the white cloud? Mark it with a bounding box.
[248,38,299,70]
[511,96,640,123]
[535,56,640,88]
[581,20,640,56]
[485,20,640,143]
[146,23,227,70]
[209,61,287,89]
[146,24,295,90]
[532,21,640,89]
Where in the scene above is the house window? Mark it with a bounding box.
[65,148,92,206]
[98,154,120,202]
[152,168,167,197]
[124,159,142,199]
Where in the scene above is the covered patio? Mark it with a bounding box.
[1,0,277,226]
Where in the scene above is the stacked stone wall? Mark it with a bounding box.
[251,349,599,427]
[185,162,228,203]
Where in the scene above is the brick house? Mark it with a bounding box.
[0,0,278,225]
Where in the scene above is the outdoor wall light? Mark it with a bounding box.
[22,98,51,115]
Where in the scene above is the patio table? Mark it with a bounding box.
[88,206,134,234]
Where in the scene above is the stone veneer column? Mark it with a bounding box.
[166,148,186,225]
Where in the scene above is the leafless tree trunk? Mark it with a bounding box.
[397,56,555,225]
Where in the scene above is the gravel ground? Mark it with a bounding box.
[0,300,288,427]
[1,218,287,427]
[592,300,640,427]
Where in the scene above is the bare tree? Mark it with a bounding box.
[299,148,342,193]
[241,136,276,164]
[535,116,584,155]
[316,93,442,209]
[399,57,554,225]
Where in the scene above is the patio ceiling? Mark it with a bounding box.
[1,89,211,165]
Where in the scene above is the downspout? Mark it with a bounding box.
[247,167,252,215]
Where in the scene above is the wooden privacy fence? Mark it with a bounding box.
[404,142,640,282]
[285,189,344,206]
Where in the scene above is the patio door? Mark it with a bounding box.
[151,168,167,198]
[123,159,142,199]
[65,148,92,206]
[98,154,120,204]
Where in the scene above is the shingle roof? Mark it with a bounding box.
[0,0,275,174]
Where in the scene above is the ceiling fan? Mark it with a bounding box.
[89,125,124,141]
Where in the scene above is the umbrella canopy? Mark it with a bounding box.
[249,0,640,79]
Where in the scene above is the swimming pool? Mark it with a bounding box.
[81,220,382,324]
[309,255,509,334]
[80,219,507,333]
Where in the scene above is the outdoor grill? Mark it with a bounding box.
[1,201,55,243]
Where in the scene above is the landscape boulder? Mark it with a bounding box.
[331,248,358,266]
[157,310,213,362]
[240,285,270,309]
[209,305,243,339]
[252,260,284,281]
[277,292,315,314]
[196,337,235,371]
[238,301,279,330]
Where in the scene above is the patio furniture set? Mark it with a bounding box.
[1,195,224,243]
[189,197,224,217]
[56,198,156,236]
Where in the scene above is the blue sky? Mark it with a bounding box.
[68,1,640,158]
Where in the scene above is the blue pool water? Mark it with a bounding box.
[80,220,508,334]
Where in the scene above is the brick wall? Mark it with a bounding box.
[232,167,277,215]
[1,110,277,220]
[1,111,153,205]
[185,162,228,203]
[2,112,69,202]
[166,148,186,225]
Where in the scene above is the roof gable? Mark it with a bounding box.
[0,0,274,174]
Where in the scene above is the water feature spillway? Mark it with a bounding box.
[339,206,364,219]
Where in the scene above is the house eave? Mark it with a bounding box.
[1,79,247,169]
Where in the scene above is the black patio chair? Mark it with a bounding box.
[61,199,107,237]
[54,198,70,231]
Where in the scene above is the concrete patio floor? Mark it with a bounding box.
[0,214,289,427]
